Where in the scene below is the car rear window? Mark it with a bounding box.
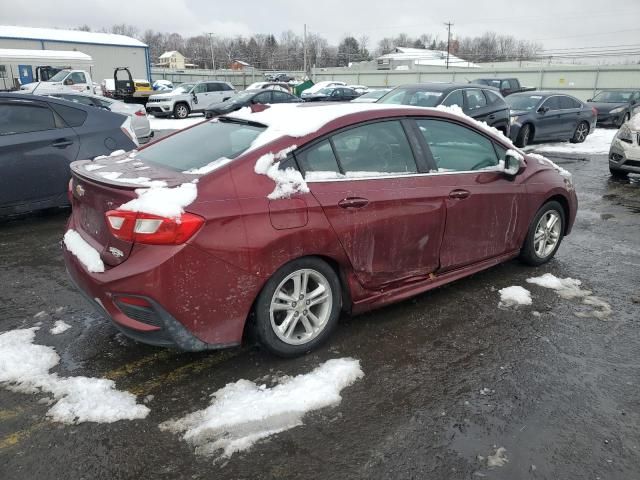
[137,119,265,172]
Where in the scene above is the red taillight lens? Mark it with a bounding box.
[135,109,146,117]
[105,210,204,245]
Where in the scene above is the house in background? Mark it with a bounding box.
[230,59,251,71]
[157,51,185,69]
[376,47,478,70]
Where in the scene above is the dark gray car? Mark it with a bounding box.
[586,90,640,127]
[506,92,597,147]
[0,93,137,216]
[377,83,511,136]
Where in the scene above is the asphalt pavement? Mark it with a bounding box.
[0,142,639,480]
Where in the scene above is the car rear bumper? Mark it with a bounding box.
[63,219,260,351]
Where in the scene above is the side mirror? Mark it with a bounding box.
[538,106,549,114]
[631,99,637,106]
[504,153,523,176]
[64,78,73,85]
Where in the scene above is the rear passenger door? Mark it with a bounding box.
[558,95,582,136]
[463,88,490,121]
[0,99,80,211]
[298,120,448,289]
[536,96,564,140]
[415,118,527,270]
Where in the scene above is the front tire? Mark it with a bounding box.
[173,103,190,119]
[570,121,589,143]
[520,201,566,266]
[254,257,342,357]
[515,124,532,147]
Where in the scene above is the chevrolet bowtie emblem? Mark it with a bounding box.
[75,184,85,197]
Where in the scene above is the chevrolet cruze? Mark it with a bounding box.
[63,103,577,357]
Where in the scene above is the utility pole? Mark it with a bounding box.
[208,32,215,72]
[444,22,453,69]
[303,23,308,77]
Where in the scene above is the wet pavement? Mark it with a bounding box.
[1,145,639,480]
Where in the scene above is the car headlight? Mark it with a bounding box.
[510,116,518,125]
[617,125,633,143]
[610,107,625,114]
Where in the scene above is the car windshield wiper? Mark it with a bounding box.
[218,116,266,129]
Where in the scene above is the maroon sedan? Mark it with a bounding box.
[63,103,577,357]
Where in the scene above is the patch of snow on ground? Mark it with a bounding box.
[487,447,509,467]
[63,230,104,273]
[0,328,149,424]
[532,128,616,155]
[50,320,71,335]
[499,286,532,307]
[527,273,611,319]
[254,146,309,199]
[160,358,363,460]
[148,116,204,131]
[118,183,197,218]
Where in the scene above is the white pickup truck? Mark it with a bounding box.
[20,69,94,94]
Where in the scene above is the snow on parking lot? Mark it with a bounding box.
[0,328,149,424]
[160,358,364,460]
[530,128,617,155]
[148,115,205,131]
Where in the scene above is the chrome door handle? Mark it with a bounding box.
[449,189,470,199]
[338,197,369,209]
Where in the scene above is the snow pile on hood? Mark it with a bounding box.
[160,358,364,460]
[227,103,405,150]
[255,146,309,199]
[63,230,104,273]
[435,104,517,148]
[526,152,572,180]
[0,328,149,424]
[532,128,615,155]
[498,286,532,307]
[118,183,197,218]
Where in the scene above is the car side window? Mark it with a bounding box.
[501,80,510,90]
[483,89,503,105]
[509,80,519,90]
[464,88,487,111]
[193,83,207,94]
[253,91,272,104]
[541,96,561,111]
[70,72,86,84]
[442,89,464,108]
[296,140,341,175]
[207,83,222,92]
[49,103,88,127]
[331,121,418,175]
[272,91,292,103]
[559,96,579,109]
[416,119,499,172]
[60,95,93,106]
[0,103,57,135]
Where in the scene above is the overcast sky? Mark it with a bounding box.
[1,0,639,53]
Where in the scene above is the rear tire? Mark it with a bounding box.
[609,166,629,178]
[515,124,532,147]
[254,257,341,357]
[570,121,589,143]
[173,103,190,119]
[520,201,566,266]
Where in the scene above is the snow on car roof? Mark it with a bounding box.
[0,25,147,47]
[226,103,419,150]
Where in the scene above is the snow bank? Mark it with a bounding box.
[50,320,71,335]
[487,447,509,467]
[160,358,364,459]
[532,128,616,155]
[499,286,532,307]
[63,230,104,273]
[118,183,197,218]
[254,146,309,199]
[0,328,149,424]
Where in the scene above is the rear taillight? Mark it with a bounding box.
[592,107,598,115]
[135,109,146,117]
[105,210,204,245]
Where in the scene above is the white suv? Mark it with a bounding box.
[146,81,236,118]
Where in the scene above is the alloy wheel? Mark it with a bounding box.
[269,269,332,345]
[575,123,588,142]
[533,211,562,259]
[176,105,188,118]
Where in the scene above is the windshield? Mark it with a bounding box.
[360,90,389,100]
[378,88,444,107]
[592,91,634,103]
[172,83,195,94]
[137,119,265,172]
[506,94,543,111]
[231,91,258,102]
[48,71,69,82]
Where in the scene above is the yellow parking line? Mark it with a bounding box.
[103,350,175,380]
[0,408,24,422]
[0,423,46,451]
